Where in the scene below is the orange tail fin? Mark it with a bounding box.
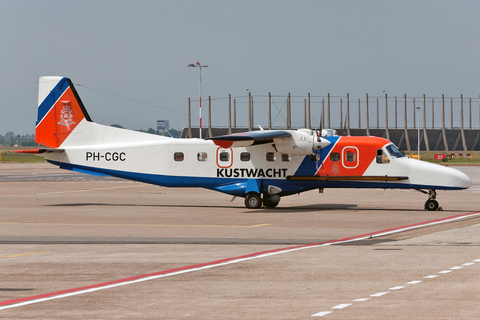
[35,77,92,148]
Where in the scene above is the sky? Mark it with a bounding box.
[1,0,480,135]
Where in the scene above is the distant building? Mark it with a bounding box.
[157,120,169,136]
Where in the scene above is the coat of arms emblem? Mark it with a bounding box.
[58,101,75,126]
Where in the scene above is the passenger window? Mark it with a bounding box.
[376,149,390,164]
[219,151,230,162]
[266,152,276,162]
[281,154,290,162]
[346,152,356,162]
[174,152,184,162]
[330,152,340,162]
[240,152,250,161]
[197,152,207,161]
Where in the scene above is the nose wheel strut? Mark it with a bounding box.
[417,189,439,211]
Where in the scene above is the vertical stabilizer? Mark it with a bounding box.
[35,77,91,148]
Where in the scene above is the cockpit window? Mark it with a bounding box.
[385,144,406,159]
[376,149,390,164]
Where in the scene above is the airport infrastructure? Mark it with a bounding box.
[183,93,480,151]
[0,163,479,319]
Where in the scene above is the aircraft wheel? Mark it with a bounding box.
[245,192,262,209]
[263,195,280,208]
[425,199,439,211]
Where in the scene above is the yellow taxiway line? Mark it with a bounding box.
[0,251,48,258]
[36,185,144,195]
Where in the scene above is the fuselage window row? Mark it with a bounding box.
[175,151,294,163]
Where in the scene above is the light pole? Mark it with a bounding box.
[188,61,209,139]
[416,106,420,159]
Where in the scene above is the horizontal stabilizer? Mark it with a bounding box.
[11,148,64,154]
[208,130,291,148]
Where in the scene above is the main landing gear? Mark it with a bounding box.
[417,189,439,211]
[244,192,281,209]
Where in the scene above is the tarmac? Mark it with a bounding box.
[0,163,479,319]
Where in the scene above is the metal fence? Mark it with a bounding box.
[185,93,480,151]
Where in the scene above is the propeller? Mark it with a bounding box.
[341,110,347,136]
[315,103,325,172]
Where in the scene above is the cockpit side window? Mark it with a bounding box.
[376,149,390,164]
[385,144,406,159]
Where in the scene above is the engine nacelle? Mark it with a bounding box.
[274,129,330,155]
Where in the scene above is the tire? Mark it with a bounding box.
[263,195,280,208]
[425,199,439,211]
[245,193,262,209]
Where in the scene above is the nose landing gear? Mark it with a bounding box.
[417,189,439,211]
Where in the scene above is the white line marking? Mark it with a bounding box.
[474,259,480,262]
[3,211,479,311]
[368,212,480,239]
[389,286,405,290]
[0,235,377,311]
[311,253,480,318]
[370,292,389,297]
[353,298,370,302]
[312,311,332,317]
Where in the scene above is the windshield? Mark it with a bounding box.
[385,144,406,159]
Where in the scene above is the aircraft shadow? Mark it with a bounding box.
[47,203,241,210]
[47,203,358,211]
[273,204,470,213]
[45,202,470,214]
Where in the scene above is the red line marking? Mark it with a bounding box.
[1,210,479,308]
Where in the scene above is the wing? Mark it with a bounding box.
[207,130,291,148]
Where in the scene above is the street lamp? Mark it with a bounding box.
[188,61,209,139]
[416,106,420,159]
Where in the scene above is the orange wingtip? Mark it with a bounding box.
[212,140,234,148]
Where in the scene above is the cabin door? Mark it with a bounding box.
[216,147,233,168]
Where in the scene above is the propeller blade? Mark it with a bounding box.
[315,146,325,173]
[317,102,325,141]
